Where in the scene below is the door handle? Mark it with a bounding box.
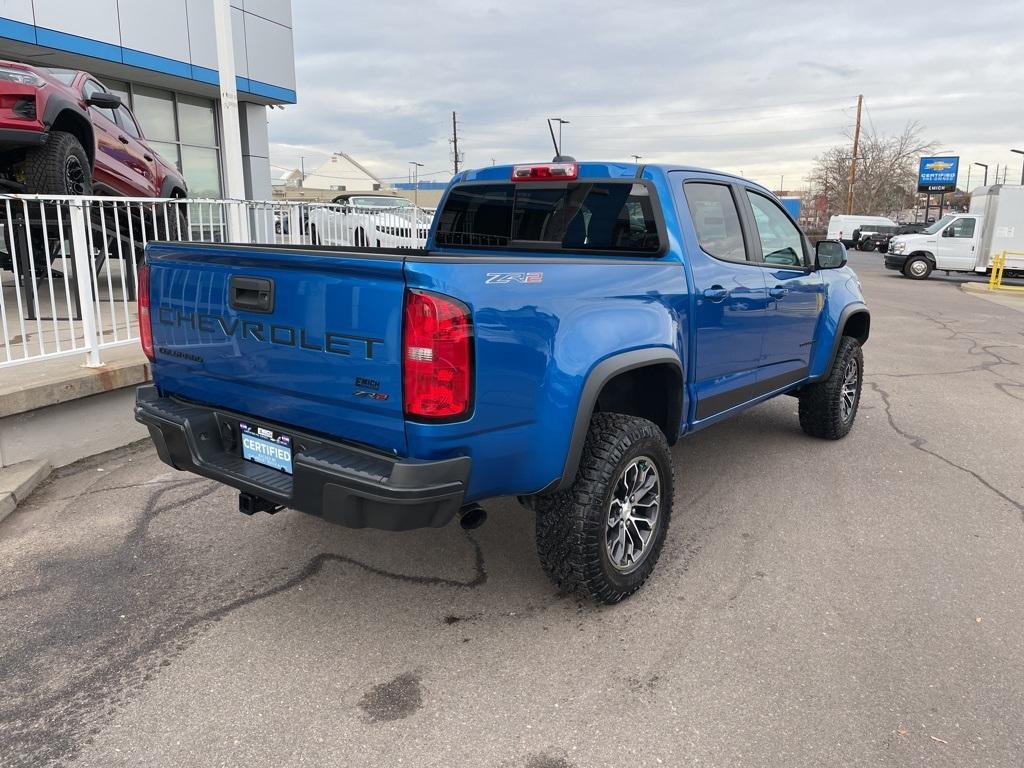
[143,153,153,161]
[768,286,789,300]
[230,276,275,313]
[118,135,130,144]
[703,285,729,303]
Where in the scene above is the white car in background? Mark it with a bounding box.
[306,193,432,248]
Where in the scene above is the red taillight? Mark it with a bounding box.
[403,289,473,420]
[138,264,154,361]
[511,162,578,181]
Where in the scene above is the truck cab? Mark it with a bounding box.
[887,214,982,277]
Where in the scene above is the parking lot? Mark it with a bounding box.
[1,251,1022,768]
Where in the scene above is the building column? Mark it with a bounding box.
[238,102,272,200]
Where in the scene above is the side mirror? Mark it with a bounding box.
[815,239,847,270]
[86,92,121,110]
[942,227,954,238]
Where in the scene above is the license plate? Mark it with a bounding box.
[239,422,293,474]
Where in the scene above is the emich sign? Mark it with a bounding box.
[917,156,959,193]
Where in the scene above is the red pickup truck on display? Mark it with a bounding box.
[0,59,187,198]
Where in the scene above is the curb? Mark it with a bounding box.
[0,459,52,524]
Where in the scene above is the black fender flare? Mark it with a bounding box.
[818,302,870,380]
[554,348,683,493]
[41,95,95,165]
[159,175,187,198]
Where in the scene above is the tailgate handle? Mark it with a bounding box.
[229,276,274,313]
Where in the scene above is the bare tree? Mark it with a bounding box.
[811,122,937,217]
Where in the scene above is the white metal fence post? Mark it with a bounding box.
[288,203,303,245]
[68,200,103,368]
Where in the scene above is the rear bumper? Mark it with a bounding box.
[134,385,470,531]
[884,253,907,271]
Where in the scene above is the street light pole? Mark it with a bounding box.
[408,161,423,208]
[975,162,989,187]
[1012,149,1024,185]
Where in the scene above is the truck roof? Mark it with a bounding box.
[458,161,761,189]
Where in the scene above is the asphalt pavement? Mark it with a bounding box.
[2,252,1023,768]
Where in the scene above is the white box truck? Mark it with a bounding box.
[884,185,1024,280]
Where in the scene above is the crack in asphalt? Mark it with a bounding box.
[0,467,487,768]
[867,381,1023,522]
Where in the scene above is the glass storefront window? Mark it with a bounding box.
[102,78,130,108]
[131,85,176,142]
[93,81,222,199]
[177,95,217,147]
[181,146,222,198]
[150,141,180,171]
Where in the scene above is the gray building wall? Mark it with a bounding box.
[0,0,296,198]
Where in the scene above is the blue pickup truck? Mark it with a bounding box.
[135,161,869,603]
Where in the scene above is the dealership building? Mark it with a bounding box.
[0,0,296,199]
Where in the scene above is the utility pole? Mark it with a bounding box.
[451,111,461,175]
[299,156,305,188]
[631,155,642,163]
[846,94,863,215]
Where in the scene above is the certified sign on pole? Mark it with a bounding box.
[917,156,959,193]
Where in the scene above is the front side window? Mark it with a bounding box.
[115,106,141,139]
[746,191,806,267]
[683,182,747,263]
[82,79,115,124]
[948,217,976,238]
[435,182,660,252]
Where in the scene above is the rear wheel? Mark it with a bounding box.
[354,227,367,247]
[23,131,92,195]
[309,223,320,245]
[903,255,932,280]
[534,413,673,604]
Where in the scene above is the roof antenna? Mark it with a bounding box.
[547,118,575,163]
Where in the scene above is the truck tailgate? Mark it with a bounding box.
[146,243,407,455]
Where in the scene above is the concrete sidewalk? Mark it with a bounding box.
[0,344,150,469]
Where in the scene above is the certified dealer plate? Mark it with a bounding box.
[239,422,293,474]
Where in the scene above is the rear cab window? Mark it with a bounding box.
[434,182,661,253]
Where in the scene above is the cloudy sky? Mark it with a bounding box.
[267,0,1024,191]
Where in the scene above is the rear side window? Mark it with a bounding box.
[434,182,660,252]
[683,182,747,262]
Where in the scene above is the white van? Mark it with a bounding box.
[884,185,1024,279]
[826,215,898,246]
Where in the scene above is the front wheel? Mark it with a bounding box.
[903,256,932,280]
[534,413,673,604]
[798,337,863,440]
[23,130,92,195]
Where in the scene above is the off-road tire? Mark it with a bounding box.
[309,223,320,245]
[535,413,674,604]
[903,255,932,280]
[798,336,863,440]
[23,130,92,195]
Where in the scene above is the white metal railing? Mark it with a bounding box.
[0,194,434,368]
